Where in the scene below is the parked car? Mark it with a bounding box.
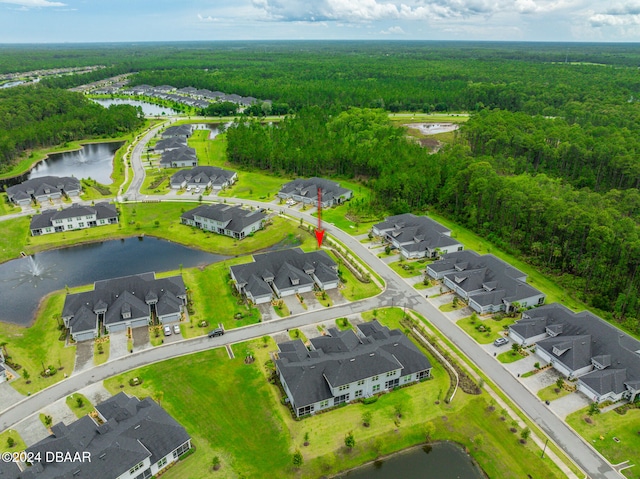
[208,328,224,338]
[493,337,508,347]
[164,325,172,336]
[173,324,181,334]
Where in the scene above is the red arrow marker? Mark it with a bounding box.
[315,228,325,248]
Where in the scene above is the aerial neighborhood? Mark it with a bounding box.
[1,41,639,479]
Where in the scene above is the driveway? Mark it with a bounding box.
[0,382,24,408]
[78,382,111,406]
[504,351,542,378]
[13,414,49,446]
[73,340,94,374]
[327,288,348,306]
[549,391,592,419]
[282,295,306,315]
[300,292,323,311]
[257,303,276,322]
[521,367,559,393]
[42,397,78,426]
[132,326,150,352]
[109,330,129,360]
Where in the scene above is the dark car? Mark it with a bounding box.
[208,328,224,338]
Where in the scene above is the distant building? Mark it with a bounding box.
[30,202,118,236]
[153,137,187,153]
[372,213,463,259]
[16,392,191,479]
[62,272,186,342]
[170,166,237,191]
[276,320,432,417]
[509,304,640,404]
[160,146,197,168]
[230,248,339,304]
[427,250,545,314]
[278,177,352,208]
[161,124,193,139]
[181,204,266,240]
[6,176,81,206]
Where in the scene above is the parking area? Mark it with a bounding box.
[257,303,276,322]
[521,367,559,393]
[327,288,348,306]
[42,396,79,427]
[0,382,24,411]
[161,324,183,344]
[132,326,150,352]
[282,295,306,316]
[73,340,94,374]
[14,414,50,447]
[109,330,129,360]
[549,391,592,418]
[78,382,112,406]
[299,292,323,312]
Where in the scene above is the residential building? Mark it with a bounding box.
[30,203,118,236]
[278,177,353,208]
[153,137,187,153]
[161,124,193,139]
[276,320,432,417]
[0,363,6,383]
[62,272,186,342]
[427,250,545,314]
[181,204,266,240]
[170,166,237,191]
[14,392,191,479]
[6,176,81,206]
[509,304,640,403]
[160,146,197,168]
[372,213,463,259]
[230,248,339,304]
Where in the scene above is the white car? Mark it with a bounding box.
[493,337,509,347]
[163,325,172,336]
[173,324,181,335]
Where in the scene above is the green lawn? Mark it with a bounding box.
[65,393,95,419]
[537,384,572,402]
[388,260,425,278]
[94,338,110,366]
[102,324,565,479]
[497,350,526,364]
[428,212,581,311]
[414,281,430,290]
[567,407,640,476]
[0,216,30,263]
[0,194,21,216]
[273,300,291,317]
[140,169,172,195]
[0,291,75,395]
[439,301,465,313]
[288,328,307,342]
[338,264,382,301]
[335,318,353,331]
[456,315,516,344]
[182,258,260,336]
[0,429,27,454]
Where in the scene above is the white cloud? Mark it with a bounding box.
[380,25,405,34]
[0,0,65,6]
[198,13,219,22]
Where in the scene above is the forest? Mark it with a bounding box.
[1,41,639,329]
[0,86,144,170]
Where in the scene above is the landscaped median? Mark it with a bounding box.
[101,310,569,479]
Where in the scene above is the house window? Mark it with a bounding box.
[338,384,349,391]
[172,442,190,459]
[372,375,379,381]
[357,379,365,386]
[134,469,152,479]
[297,405,314,416]
[372,384,380,393]
[538,297,545,305]
[129,461,145,474]
[354,390,363,398]
[100,219,105,224]
[403,375,412,383]
[385,378,400,390]
[319,400,329,408]
[78,222,84,228]
[416,370,430,380]
[157,457,168,468]
[334,393,349,405]
[386,371,395,377]
[458,246,463,251]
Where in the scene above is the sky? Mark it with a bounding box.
[0,0,639,43]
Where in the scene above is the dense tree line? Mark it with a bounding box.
[0,86,144,170]
[225,107,640,327]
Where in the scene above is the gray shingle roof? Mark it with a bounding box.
[7,176,80,202]
[18,392,190,479]
[374,213,460,253]
[181,204,265,234]
[161,124,193,138]
[279,177,351,203]
[170,166,236,188]
[30,203,117,231]
[160,146,196,166]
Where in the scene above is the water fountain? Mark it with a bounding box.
[10,255,57,287]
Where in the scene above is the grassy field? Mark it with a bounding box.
[497,350,526,364]
[456,314,517,344]
[388,260,426,278]
[0,194,21,217]
[94,338,110,366]
[0,291,75,395]
[439,301,466,313]
[65,393,95,419]
[0,216,30,263]
[330,252,382,301]
[537,384,572,402]
[140,168,172,195]
[428,212,581,311]
[0,429,27,454]
[102,312,565,479]
[567,406,640,477]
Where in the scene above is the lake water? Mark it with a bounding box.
[0,237,228,325]
[338,443,485,479]
[91,98,180,116]
[28,142,123,185]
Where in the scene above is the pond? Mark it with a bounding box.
[192,123,232,140]
[337,442,485,479]
[91,98,181,116]
[0,237,228,325]
[406,123,460,135]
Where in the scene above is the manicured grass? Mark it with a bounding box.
[0,194,21,216]
[0,429,27,454]
[220,170,288,201]
[414,281,430,290]
[456,315,516,344]
[537,384,572,402]
[288,328,307,342]
[0,216,30,263]
[65,393,95,419]
[497,350,526,364]
[0,291,75,395]
[188,129,227,167]
[335,318,353,330]
[388,112,469,124]
[338,264,382,301]
[567,407,640,472]
[428,212,581,311]
[94,338,110,366]
[388,260,425,278]
[439,301,465,312]
[181,258,260,336]
[273,301,290,318]
[140,169,172,195]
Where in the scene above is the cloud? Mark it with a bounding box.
[0,0,65,6]
[589,2,640,26]
[198,13,219,22]
[380,25,405,34]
